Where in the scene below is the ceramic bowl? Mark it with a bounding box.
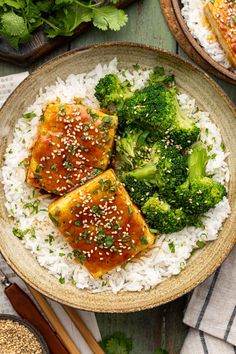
[0,43,235,312]
[160,0,236,83]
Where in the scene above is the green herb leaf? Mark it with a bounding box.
[168,242,175,253]
[12,227,29,240]
[154,349,169,354]
[59,277,65,284]
[140,235,148,245]
[92,6,128,31]
[196,240,206,249]
[49,213,60,226]
[1,11,27,37]
[99,332,132,354]
[73,249,86,264]
[104,235,114,248]
[23,112,37,119]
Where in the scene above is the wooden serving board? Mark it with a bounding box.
[0,0,135,66]
[160,0,236,84]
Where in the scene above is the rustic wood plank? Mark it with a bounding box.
[70,0,176,52]
[164,296,189,354]
[96,306,165,354]
[0,44,69,77]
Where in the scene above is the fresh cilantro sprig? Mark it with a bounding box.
[99,331,169,354]
[0,0,128,48]
[99,332,132,354]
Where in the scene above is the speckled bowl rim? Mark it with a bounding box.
[0,314,50,353]
[0,42,235,313]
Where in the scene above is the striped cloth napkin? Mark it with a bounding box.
[181,246,236,354]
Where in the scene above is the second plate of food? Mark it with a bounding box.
[0,43,235,312]
[161,0,236,84]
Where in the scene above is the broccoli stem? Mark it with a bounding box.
[188,144,208,181]
[175,99,194,130]
[125,164,157,181]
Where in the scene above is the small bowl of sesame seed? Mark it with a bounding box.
[0,314,50,354]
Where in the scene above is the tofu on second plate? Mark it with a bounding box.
[26,100,118,195]
[204,0,236,68]
[48,169,155,278]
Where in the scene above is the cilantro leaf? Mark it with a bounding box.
[46,6,92,38]
[154,349,169,354]
[0,0,22,9]
[99,332,132,354]
[92,6,128,31]
[0,1,128,47]
[1,11,27,36]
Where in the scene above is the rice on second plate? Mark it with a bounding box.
[1,59,231,293]
[181,0,235,71]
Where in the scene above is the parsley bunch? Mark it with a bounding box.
[0,0,128,48]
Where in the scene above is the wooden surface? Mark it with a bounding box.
[0,0,235,353]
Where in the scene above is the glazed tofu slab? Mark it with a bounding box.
[204,0,236,68]
[27,100,118,194]
[48,169,155,278]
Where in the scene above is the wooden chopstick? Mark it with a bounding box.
[28,286,81,354]
[63,305,105,354]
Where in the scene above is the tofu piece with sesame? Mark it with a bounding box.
[204,0,236,68]
[48,169,155,278]
[26,100,118,195]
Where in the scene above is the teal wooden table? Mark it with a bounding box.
[0,1,234,353]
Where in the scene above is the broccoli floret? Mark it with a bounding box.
[122,175,156,206]
[122,142,187,197]
[168,93,200,148]
[115,127,150,171]
[122,84,176,134]
[148,66,174,85]
[142,196,189,234]
[95,74,133,111]
[175,143,227,215]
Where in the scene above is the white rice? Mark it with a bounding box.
[181,0,235,71]
[1,59,231,293]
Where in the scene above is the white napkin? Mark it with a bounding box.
[181,246,236,354]
[0,72,101,354]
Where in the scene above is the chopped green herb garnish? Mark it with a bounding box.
[23,200,40,214]
[12,227,29,240]
[23,112,36,119]
[140,235,148,245]
[128,205,133,215]
[49,213,60,226]
[59,277,65,284]
[196,240,206,249]
[133,63,140,70]
[73,250,86,264]
[102,116,114,125]
[18,159,29,169]
[50,163,58,171]
[168,242,175,253]
[92,205,102,214]
[104,235,114,248]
